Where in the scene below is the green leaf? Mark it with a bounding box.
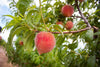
[94,31,100,35]
[8,25,29,45]
[4,15,22,29]
[87,56,96,67]
[23,32,35,51]
[85,29,94,41]
[68,42,78,50]
[3,15,16,19]
[33,13,41,25]
[26,9,41,25]
[42,0,47,2]
[26,10,38,23]
[16,0,32,15]
[54,24,64,33]
[56,35,65,47]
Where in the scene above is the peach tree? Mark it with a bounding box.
[3,0,100,67]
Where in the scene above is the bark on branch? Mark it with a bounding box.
[71,16,83,19]
[35,27,92,34]
[75,0,91,28]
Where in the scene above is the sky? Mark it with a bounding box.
[0,0,11,42]
[0,0,11,26]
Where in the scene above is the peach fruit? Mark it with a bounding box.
[61,5,74,17]
[19,41,23,45]
[56,21,63,25]
[35,32,56,55]
[65,21,73,30]
[79,0,84,2]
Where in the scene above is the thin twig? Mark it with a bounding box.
[39,0,49,31]
[52,27,91,34]
[34,27,92,34]
[75,0,91,28]
[39,0,45,24]
[71,16,83,19]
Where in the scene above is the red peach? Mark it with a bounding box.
[79,0,84,2]
[65,21,73,30]
[19,41,23,45]
[56,21,63,25]
[35,32,56,55]
[61,5,74,17]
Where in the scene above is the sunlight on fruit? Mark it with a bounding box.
[35,32,56,55]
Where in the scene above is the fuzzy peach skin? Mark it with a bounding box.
[19,41,23,46]
[61,5,74,17]
[56,21,63,25]
[35,32,56,55]
[65,21,73,30]
[79,0,84,2]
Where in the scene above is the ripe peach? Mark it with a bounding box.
[65,21,73,30]
[56,21,63,25]
[35,32,56,55]
[79,0,84,2]
[61,5,74,17]
[0,36,2,40]
[19,41,23,45]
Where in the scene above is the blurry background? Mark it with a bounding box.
[0,0,11,42]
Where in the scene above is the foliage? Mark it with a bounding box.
[2,0,100,67]
[0,39,6,46]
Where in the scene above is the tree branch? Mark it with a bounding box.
[75,0,91,28]
[52,27,91,34]
[39,0,49,31]
[34,27,92,34]
[32,0,92,34]
[39,0,45,24]
[71,16,83,19]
